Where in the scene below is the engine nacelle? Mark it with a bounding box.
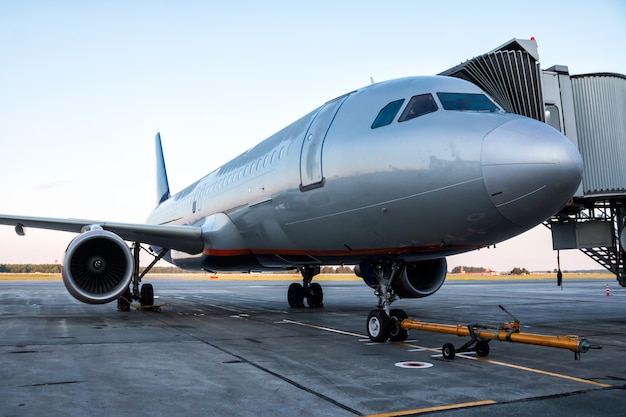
[393,258,447,298]
[62,230,133,304]
[355,258,447,299]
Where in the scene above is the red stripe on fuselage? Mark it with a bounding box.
[201,245,476,258]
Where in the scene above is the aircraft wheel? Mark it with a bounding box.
[140,284,154,310]
[306,283,324,308]
[367,309,390,343]
[442,343,456,360]
[389,309,409,342]
[476,340,490,357]
[287,283,305,308]
[117,287,132,311]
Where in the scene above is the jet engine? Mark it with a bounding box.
[356,258,447,299]
[392,258,447,298]
[61,230,133,304]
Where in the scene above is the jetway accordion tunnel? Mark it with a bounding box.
[442,38,626,285]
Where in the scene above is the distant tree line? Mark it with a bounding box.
[0,264,536,275]
[0,264,62,274]
[0,264,356,275]
[451,266,533,275]
[0,264,194,274]
[451,266,487,274]
[321,266,354,274]
[143,266,194,274]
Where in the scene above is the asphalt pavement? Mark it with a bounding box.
[1,277,625,416]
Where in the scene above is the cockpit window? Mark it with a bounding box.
[398,94,438,122]
[371,99,405,129]
[437,93,500,112]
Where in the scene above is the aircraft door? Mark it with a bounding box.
[299,95,349,191]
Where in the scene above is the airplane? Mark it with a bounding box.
[0,75,583,343]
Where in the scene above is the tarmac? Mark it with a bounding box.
[1,277,625,416]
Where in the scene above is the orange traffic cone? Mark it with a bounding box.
[606,284,611,296]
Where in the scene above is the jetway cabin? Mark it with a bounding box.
[441,38,626,285]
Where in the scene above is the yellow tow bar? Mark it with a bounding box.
[400,305,597,360]
[131,301,171,312]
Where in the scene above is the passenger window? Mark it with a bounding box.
[437,93,500,112]
[398,94,438,122]
[371,99,405,129]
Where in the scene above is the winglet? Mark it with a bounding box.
[155,133,171,205]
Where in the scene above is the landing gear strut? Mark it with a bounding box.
[287,266,324,308]
[117,242,167,311]
[361,259,409,343]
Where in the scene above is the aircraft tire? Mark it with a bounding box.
[306,283,324,308]
[140,284,154,310]
[367,309,390,343]
[288,283,305,308]
[389,309,409,342]
[442,343,456,360]
[117,287,132,311]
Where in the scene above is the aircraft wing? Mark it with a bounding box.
[0,214,204,254]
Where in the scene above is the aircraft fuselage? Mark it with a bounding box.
[147,76,583,272]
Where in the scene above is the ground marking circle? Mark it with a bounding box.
[395,361,433,369]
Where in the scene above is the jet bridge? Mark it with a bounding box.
[441,39,626,286]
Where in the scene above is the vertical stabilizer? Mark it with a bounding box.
[155,133,171,205]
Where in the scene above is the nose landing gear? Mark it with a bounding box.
[361,260,409,343]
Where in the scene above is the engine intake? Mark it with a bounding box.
[355,258,448,299]
[62,230,133,304]
[393,258,447,298]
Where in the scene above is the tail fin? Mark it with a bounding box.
[155,133,171,205]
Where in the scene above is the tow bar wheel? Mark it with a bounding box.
[476,340,490,357]
[442,343,456,360]
[367,309,390,342]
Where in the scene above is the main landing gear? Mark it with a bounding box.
[361,260,409,343]
[288,265,324,308]
[117,242,168,311]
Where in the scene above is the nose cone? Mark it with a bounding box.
[482,118,583,227]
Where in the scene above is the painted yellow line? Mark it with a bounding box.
[283,320,612,388]
[471,357,612,388]
[396,340,612,388]
[362,400,496,417]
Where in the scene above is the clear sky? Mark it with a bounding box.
[1,1,625,271]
